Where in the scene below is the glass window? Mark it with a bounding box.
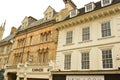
[102,49,113,68]
[38,52,43,65]
[81,52,89,69]
[101,22,111,37]
[82,27,90,41]
[85,3,93,12]
[70,9,77,18]
[101,0,112,7]
[103,0,110,5]
[64,54,71,70]
[6,46,11,54]
[2,58,7,69]
[0,47,5,54]
[38,50,48,65]
[30,36,32,45]
[44,51,48,64]
[66,31,73,44]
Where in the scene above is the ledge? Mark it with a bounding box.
[63,43,75,46]
[51,69,120,75]
[78,40,92,44]
[97,36,115,40]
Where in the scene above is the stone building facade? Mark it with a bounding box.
[5,6,58,80]
[52,0,120,80]
[1,0,120,80]
[0,27,16,80]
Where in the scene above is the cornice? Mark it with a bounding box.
[56,6,120,30]
[51,70,120,75]
[16,20,55,37]
[0,41,12,46]
[0,54,9,56]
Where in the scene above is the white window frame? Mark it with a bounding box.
[101,21,111,37]
[66,31,73,44]
[81,52,90,69]
[102,49,113,69]
[64,54,71,70]
[70,9,77,18]
[82,27,90,41]
[85,2,94,12]
[101,0,112,7]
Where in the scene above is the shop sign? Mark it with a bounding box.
[66,75,104,80]
[32,68,43,72]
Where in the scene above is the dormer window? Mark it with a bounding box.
[70,9,77,18]
[101,0,112,7]
[85,2,95,12]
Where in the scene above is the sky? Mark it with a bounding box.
[0,0,100,39]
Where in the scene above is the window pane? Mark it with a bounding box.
[102,49,113,68]
[86,3,92,11]
[64,54,71,70]
[101,22,111,37]
[82,27,90,41]
[66,31,73,44]
[103,0,110,5]
[70,9,77,17]
[81,52,89,69]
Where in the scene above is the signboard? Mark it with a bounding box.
[32,68,43,72]
[66,75,104,80]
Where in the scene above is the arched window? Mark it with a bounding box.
[41,33,45,43]
[47,31,51,41]
[30,36,32,45]
[13,53,18,65]
[38,48,49,65]
[44,48,49,64]
[18,53,22,63]
[26,51,30,62]
[38,49,42,65]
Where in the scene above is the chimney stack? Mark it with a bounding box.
[10,27,16,35]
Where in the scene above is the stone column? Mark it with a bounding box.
[4,72,8,80]
[24,73,27,80]
[16,76,19,80]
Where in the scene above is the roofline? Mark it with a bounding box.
[56,0,120,24]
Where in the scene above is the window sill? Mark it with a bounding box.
[78,40,92,44]
[102,3,111,7]
[102,68,114,70]
[63,43,74,46]
[98,36,115,40]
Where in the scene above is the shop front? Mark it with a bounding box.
[17,64,50,80]
[27,78,48,80]
[0,69,4,80]
[52,70,120,80]
[7,72,17,80]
